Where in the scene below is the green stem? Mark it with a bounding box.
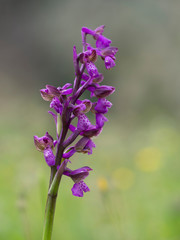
[42,161,66,240]
[42,193,57,240]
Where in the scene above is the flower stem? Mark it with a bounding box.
[42,192,57,240]
[42,159,67,240]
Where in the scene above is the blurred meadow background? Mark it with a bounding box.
[0,0,180,239]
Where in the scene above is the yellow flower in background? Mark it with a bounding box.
[97,177,109,192]
[135,147,162,172]
[112,167,134,190]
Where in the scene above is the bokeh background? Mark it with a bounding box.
[0,0,180,239]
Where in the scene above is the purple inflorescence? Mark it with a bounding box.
[34,26,118,197]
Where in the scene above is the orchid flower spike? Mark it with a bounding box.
[34,25,118,197]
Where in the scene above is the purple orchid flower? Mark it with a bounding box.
[34,26,118,198]
[94,98,112,114]
[34,132,56,166]
[63,137,96,159]
[63,166,92,197]
[50,97,63,114]
[82,26,118,69]
[82,25,112,49]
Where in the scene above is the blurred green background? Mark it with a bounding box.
[0,0,180,239]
